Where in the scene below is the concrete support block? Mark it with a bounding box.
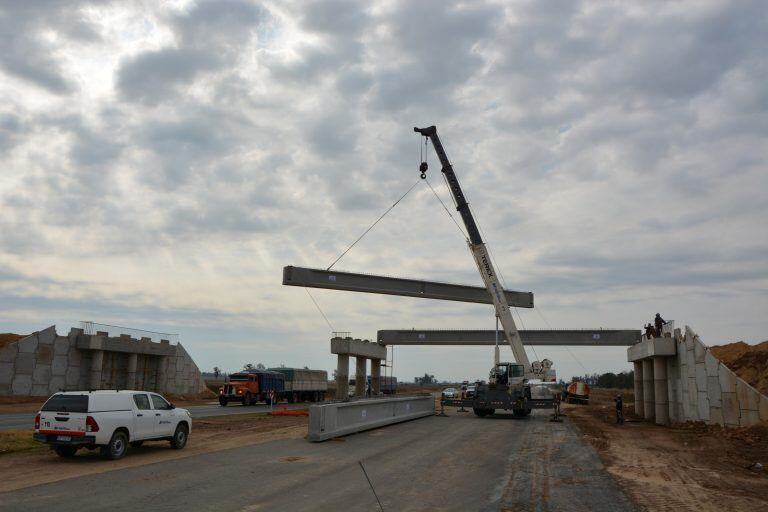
[51,355,68,376]
[697,392,710,421]
[15,352,34,373]
[653,357,669,425]
[49,376,65,393]
[355,356,366,397]
[707,376,722,408]
[33,365,51,385]
[686,380,699,421]
[718,364,737,393]
[53,337,70,355]
[642,359,655,421]
[65,367,80,387]
[633,361,644,417]
[0,362,13,385]
[740,410,760,427]
[666,358,680,422]
[759,395,768,422]
[695,364,707,392]
[17,335,38,354]
[89,350,104,389]
[38,326,56,345]
[736,379,760,411]
[693,337,706,363]
[36,345,53,365]
[704,351,719,377]
[1,342,18,363]
[336,354,349,399]
[155,356,167,393]
[11,374,32,394]
[685,349,696,378]
[722,393,739,427]
[371,359,381,395]
[127,353,138,390]
[709,406,724,426]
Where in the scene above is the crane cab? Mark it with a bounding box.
[489,362,525,387]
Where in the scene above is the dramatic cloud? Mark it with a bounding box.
[1,0,766,382]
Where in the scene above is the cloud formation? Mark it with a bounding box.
[1,0,766,382]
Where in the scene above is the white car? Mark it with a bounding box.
[441,387,458,399]
[34,390,192,459]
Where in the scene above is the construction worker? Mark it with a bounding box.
[644,323,655,339]
[654,313,667,337]
[615,394,624,424]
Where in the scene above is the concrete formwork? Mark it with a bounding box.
[0,326,207,396]
[628,323,768,427]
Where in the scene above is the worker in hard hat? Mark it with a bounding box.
[615,394,624,424]
[654,313,667,337]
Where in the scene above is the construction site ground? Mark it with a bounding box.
[567,388,768,511]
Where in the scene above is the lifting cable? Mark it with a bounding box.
[424,177,468,240]
[326,178,422,271]
[535,306,590,375]
[304,288,335,333]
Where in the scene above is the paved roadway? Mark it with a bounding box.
[0,402,308,430]
[0,410,636,511]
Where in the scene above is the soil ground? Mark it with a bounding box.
[568,388,768,511]
[0,412,307,493]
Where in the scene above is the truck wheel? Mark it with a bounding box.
[170,424,188,450]
[103,431,128,460]
[219,397,228,407]
[55,445,78,458]
[242,392,252,406]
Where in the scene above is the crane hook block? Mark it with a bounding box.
[419,161,428,179]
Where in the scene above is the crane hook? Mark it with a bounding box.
[419,161,428,179]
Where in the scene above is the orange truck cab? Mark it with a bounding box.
[219,370,285,406]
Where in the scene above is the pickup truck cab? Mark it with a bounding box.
[33,390,192,459]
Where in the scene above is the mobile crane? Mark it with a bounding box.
[415,126,559,417]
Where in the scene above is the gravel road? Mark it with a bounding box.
[0,409,636,511]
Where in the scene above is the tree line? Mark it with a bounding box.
[568,371,634,389]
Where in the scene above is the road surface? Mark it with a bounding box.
[0,402,308,430]
[0,410,636,511]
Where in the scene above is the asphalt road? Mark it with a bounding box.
[0,401,308,430]
[0,410,636,511]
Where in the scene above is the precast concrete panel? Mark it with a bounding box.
[307,396,434,442]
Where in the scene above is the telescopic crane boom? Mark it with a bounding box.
[415,126,551,380]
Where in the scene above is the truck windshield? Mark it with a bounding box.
[41,395,89,413]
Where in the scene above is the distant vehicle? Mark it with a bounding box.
[465,385,477,398]
[220,369,328,406]
[269,367,328,403]
[565,381,590,404]
[441,388,458,399]
[33,390,191,459]
[348,376,398,396]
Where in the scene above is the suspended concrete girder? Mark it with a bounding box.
[282,266,534,308]
[376,329,642,346]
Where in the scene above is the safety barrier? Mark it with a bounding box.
[307,395,434,442]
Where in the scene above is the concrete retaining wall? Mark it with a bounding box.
[308,395,434,442]
[0,325,207,396]
[629,324,768,428]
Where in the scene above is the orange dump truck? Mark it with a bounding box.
[565,381,590,404]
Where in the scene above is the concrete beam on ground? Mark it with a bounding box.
[377,329,642,346]
[282,266,534,308]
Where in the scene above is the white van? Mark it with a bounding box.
[33,390,192,459]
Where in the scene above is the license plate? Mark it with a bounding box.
[57,435,71,442]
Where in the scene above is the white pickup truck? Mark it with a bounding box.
[33,390,192,459]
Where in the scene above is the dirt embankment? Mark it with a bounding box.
[711,340,768,396]
[0,413,308,493]
[0,333,24,349]
[568,388,768,511]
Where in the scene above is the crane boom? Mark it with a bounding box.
[414,126,531,372]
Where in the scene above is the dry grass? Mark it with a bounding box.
[0,430,47,456]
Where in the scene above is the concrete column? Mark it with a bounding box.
[371,359,381,395]
[355,357,366,397]
[653,357,669,425]
[642,359,655,421]
[126,353,138,390]
[155,356,167,393]
[633,361,644,417]
[89,350,104,390]
[336,354,349,399]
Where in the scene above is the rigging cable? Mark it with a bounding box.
[327,178,421,271]
[304,288,335,333]
[424,177,468,240]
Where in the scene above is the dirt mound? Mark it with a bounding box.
[711,340,768,396]
[0,333,24,349]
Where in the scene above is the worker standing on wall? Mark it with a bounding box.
[615,394,624,424]
[654,313,667,337]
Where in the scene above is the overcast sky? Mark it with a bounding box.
[1,0,766,383]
